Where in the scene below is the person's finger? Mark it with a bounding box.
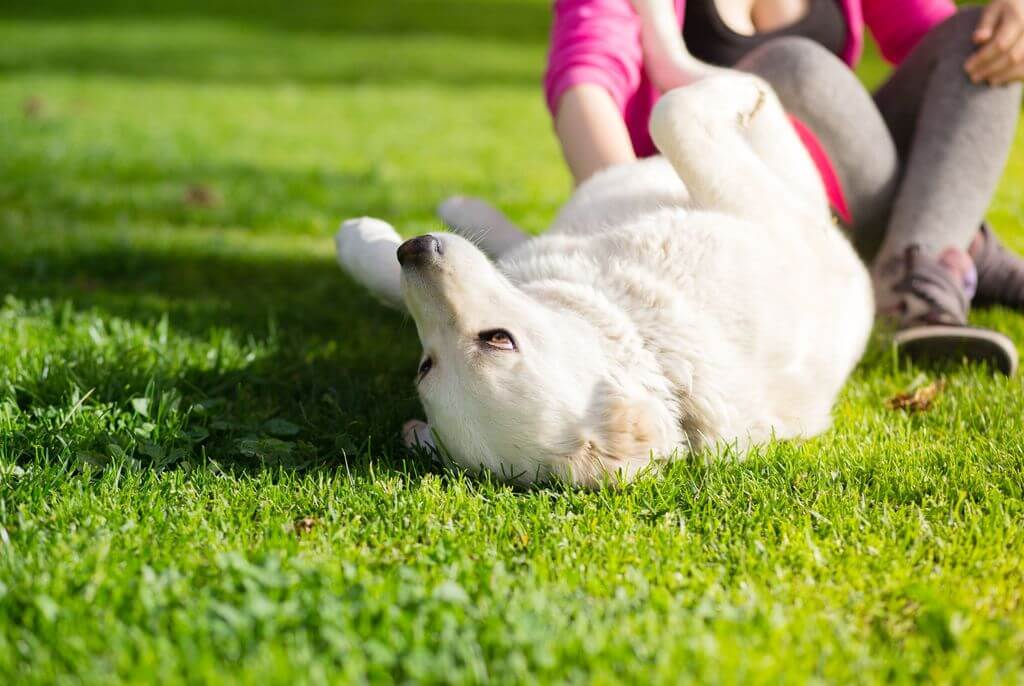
[975,57,1022,83]
[967,20,1023,81]
[992,11,1024,50]
[989,48,1024,85]
[973,3,1003,44]
[966,11,1007,74]
[991,64,1024,85]
[982,53,1016,83]
[966,40,1005,80]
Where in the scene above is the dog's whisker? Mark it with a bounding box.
[465,227,491,249]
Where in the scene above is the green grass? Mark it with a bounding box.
[1,1,1023,683]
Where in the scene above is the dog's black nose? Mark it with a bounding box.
[397,235,443,266]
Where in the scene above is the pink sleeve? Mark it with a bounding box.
[863,0,957,64]
[544,0,645,117]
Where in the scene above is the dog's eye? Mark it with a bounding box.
[479,329,517,351]
[418,356,433,378]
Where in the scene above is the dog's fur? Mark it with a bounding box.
[336,75,873,487]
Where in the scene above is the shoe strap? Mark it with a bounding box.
[889,245,969,327]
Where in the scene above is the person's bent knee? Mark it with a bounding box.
[739,36,838,79]
[739,36,852,108]
[944,5,984,40]
[928,6,1023,98]
[928,6,985,61]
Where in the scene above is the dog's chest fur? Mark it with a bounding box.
[495,157,869,452]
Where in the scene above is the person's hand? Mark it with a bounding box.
[965,0,1024,86]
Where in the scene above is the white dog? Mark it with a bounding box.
[335,75,873,487]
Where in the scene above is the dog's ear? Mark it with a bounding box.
[569,384,678,484]
[595,392,668,462]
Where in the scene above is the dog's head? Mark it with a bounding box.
[398,232,679,487]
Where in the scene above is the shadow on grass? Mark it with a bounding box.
[2,244,396,335]
[0,0,550,478]
[0,240,433,478]
[0,117,441,476]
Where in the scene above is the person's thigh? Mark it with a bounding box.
[738,37,899,259]
[870,6,1021,259]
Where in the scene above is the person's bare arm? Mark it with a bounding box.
[553,0,729,185]
[554,84,638,185]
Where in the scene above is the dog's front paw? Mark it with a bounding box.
[334,217,406,309]
[402,419,435,450]
[335,217,401,272]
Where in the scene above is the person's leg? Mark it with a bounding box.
[867,7,1022,373]
[737,37,899,259]
[738,35,1019,373]
[872,6,1022,287]
[969,221,1024,307]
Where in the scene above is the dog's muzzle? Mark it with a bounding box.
[397,235,443,267]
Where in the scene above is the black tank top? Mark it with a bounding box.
[683,0,847,67]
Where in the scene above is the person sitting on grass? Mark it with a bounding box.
[441,0,1024,374]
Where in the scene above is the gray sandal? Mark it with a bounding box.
[877,244,1018,376]
[893,325,1018,376]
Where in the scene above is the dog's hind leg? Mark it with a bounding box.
[335,217,405,310]
[730,79,830,216]
[437,195,529,258]
[650,75,827,224]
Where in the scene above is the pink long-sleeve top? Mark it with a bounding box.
[545,0,958,157]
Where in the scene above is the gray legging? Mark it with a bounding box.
[737,6,1022,263]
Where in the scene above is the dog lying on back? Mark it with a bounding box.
[336,75,873,487]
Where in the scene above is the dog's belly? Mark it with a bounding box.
[547,157,690,238]
[502,201,872,449]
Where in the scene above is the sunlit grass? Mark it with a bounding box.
[1,1,1022,683]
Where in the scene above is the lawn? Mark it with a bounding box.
[1,1,1023,683]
